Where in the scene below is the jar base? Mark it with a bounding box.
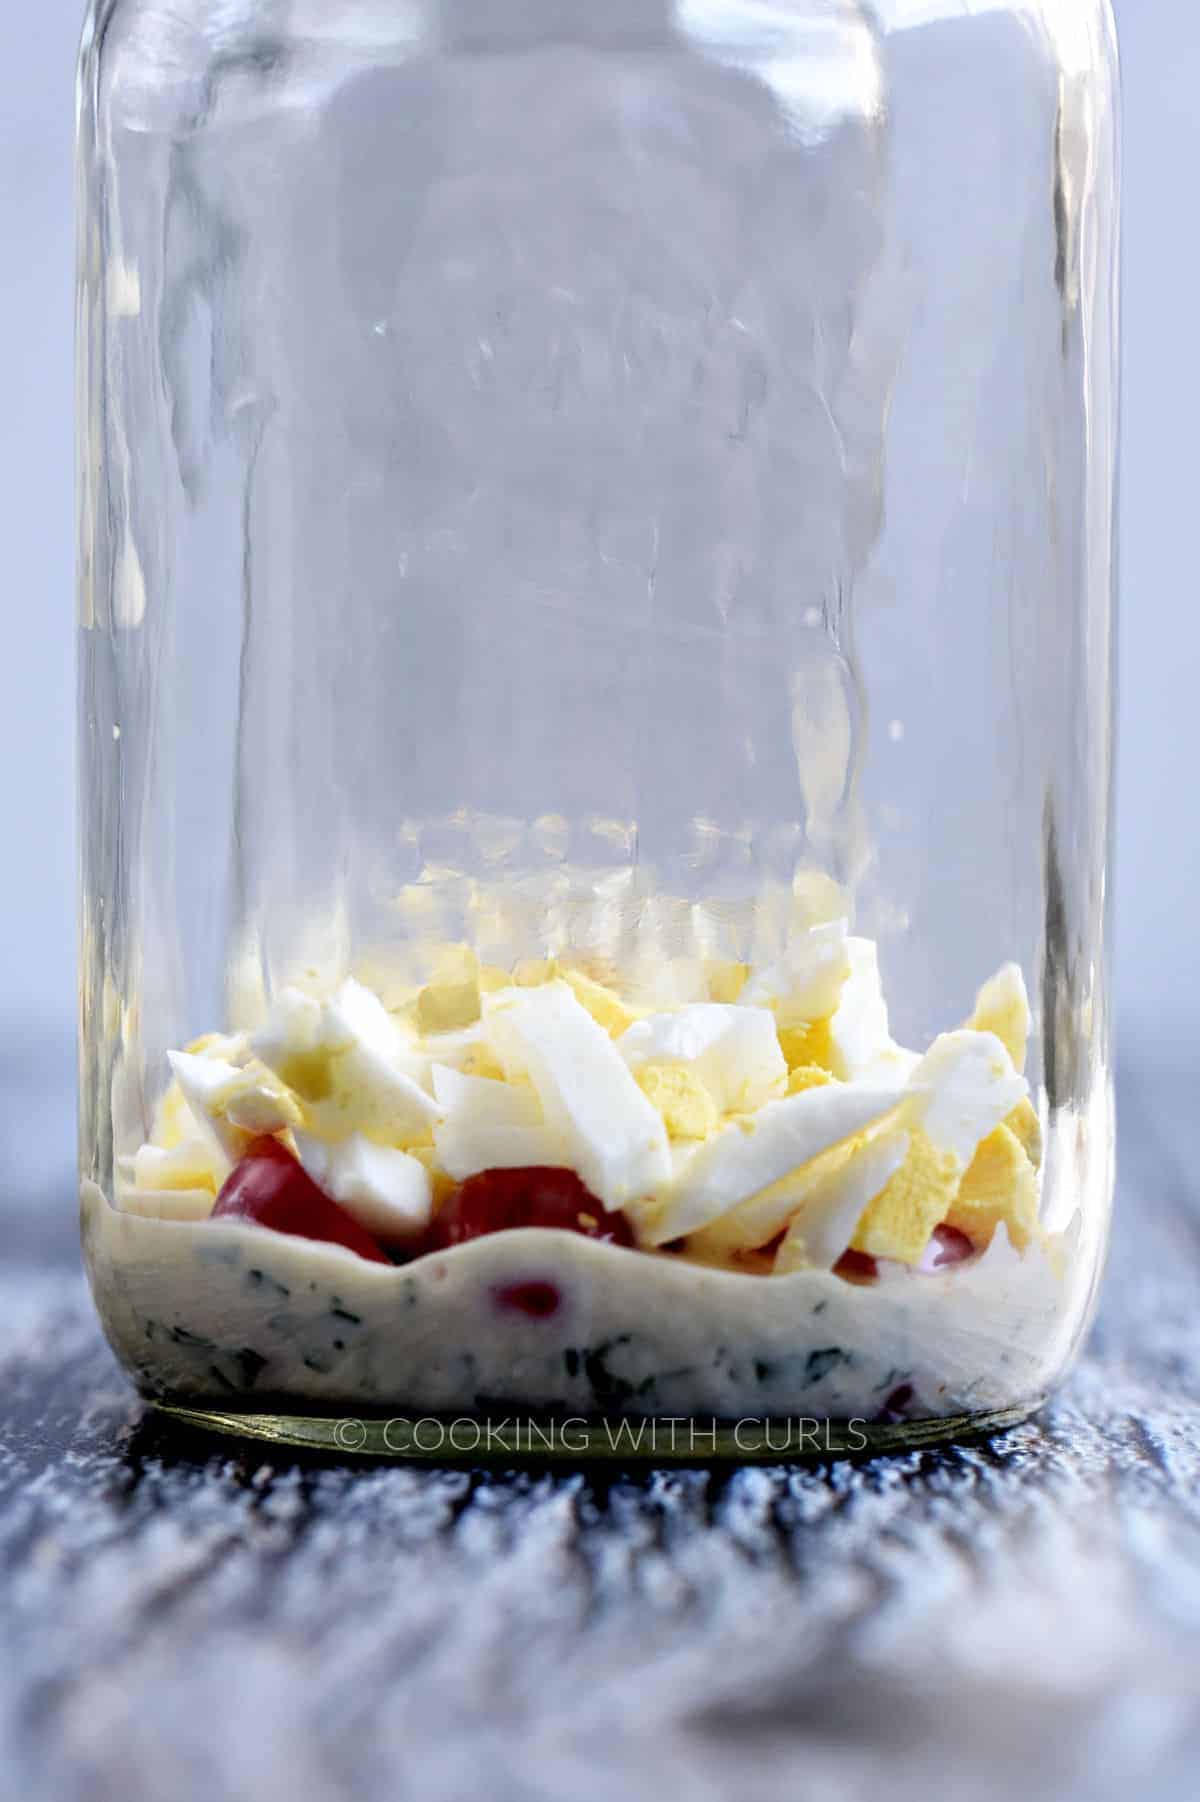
[148,1399,1044,1462]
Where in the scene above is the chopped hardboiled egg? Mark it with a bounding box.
[741,920,851,1027]
[777,1019,837,1073]
[706,961,749,1004]
[417,976,482,1036]
[167,1050,303,1162]
[416,946,483,1035]
[133,1139,223,1196]
[630,1080,911,1247]
[773,1130,913,1273]
[432,1064,567,1179]
[513,957,560,988]
[619,1004,786,1115]
[435,1120,568,1180]
[419,1022,505,1082]
[483,983,671,1208]
[249,987,324,1076]
[152,1080,196,1152]
[321,978,430,1083]
[295,1132,433,1242]
[251,979,442,1148]
[184,1031,250,1061]
[432,1064,539,1123]
[691,1123,911,1262]
[558,968,641,1037]
[826,937,919,1081]
[787,1064,835,1094]
[138,938,1046,1285]
[968,963,1031,1072]
[849,1128,964,1266]
[119,1187,218,1221]
[1005,1095,1043,1166]
[152,1031,249,1149]
[945,1121,1040,1252]
[851,1029,1029,1265]
[911,1029,1028,1168]
[632,1064,720,1141]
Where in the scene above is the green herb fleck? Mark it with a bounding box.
[804,1347,845,1385]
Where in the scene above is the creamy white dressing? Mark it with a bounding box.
[82,1182,1096,1421]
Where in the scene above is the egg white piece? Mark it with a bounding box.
[741,919,852,1027]
[167,1051,299,1165]
[618,1004,786,1114]
[132,1139,223,1196]
[431,1065,542,1127]
[484,983,671,1208]
[435,1120,570,1182]
[321,978,433,1088]
[252,979,427,1075]
[306,1047,442,1147]
[190,1030,252,1065]
[420,1022,490,1073]
[691,1124,912,1261]
[295,1132,433,1243]
[251,980,442,1146]
[118,1186,216,1222]
[635,1080,911,1246]
[249,987,323,1068]
[827,938,920,1081]
[431,1064,567,1178]
[773,1131,912,1272]
[910,1029,1028,1168]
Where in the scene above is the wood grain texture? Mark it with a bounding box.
[2,1061,1199,1802]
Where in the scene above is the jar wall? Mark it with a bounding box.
[78,0,1119,1438]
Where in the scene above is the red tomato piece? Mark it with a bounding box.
[833,1248,879,1285]
[921,1225,976,1271]
[428,1167,634,1251]
[211,1136,390,1265]
[493,1280,562,1318]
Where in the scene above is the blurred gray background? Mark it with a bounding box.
[0,1,1194,1202]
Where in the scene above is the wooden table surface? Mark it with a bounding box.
[3,1057,1199,1802]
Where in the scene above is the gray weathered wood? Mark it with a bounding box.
[2,1060,1199,1802]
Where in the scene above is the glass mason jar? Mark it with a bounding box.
[77,0,1120,1460]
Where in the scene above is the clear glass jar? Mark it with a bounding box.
[78,0,1119,1460]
